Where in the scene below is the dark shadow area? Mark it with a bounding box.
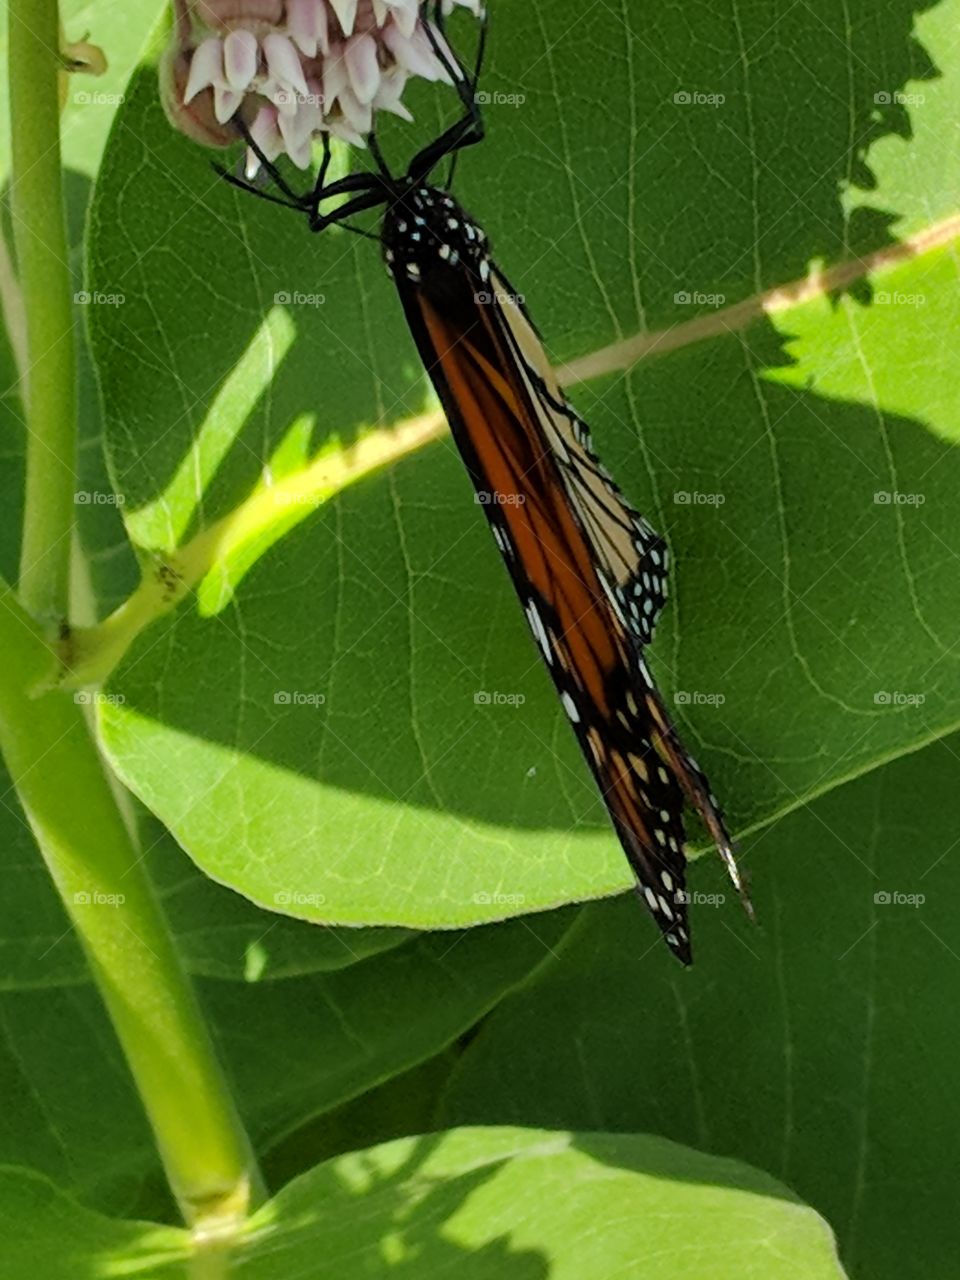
[440,735,960,1279]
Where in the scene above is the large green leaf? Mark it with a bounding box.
[0,1127,846,1279]
[81,0,960,928]
[0,754,573,1218]
[441,734,960,1279]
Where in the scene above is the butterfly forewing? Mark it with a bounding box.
[381,184,747,961]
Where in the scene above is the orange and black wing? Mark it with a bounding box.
[383,189,749,961]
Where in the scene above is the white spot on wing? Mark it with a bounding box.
[561,691,580,723]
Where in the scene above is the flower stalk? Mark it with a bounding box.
[0,578,263,1230]
[5,0,264,1238]
[8,0,77,621]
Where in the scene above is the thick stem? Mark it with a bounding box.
[8,0,77,620]
[0,580,263,1230]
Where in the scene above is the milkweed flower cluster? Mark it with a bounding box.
[162,0,479,174]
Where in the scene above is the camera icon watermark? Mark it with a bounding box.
[74,290,125,306]
[674,690,725,707]
[873,690,925,707]
[274,889,327,907]
[474,90,526,107]
[674,289,726,307]
[673,491,725,506]
[73,690,126,707]
[673,89,725,107]
[873,90,925,106]
[274,290,325,306]
[474,690,526,707]
[74,490,125,505]
[873,490,925,505]
[674,889,726,906]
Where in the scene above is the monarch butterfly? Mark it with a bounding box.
[220,7,751,961]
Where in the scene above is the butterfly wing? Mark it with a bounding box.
[383,190,748,961]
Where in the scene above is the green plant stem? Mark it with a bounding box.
[8,0,77,620]
[0,579,264,1230]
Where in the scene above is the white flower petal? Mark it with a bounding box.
[213,84,243,123]
[336,85,372,134]
[245,104,283,177]
[286,132,315,169]
[388,0,419,38]
[263,32,309,96]
[223,29,258,91]
[267,82,301,117]
[326,119,366,147]
[321,46,348,107]
[344,34,380,104]
[373,66,413,120]
[383,22,451,84]
[278,103,314,152]
[328,0,358,38]
[287,0,328,56]
[184,36,224,103]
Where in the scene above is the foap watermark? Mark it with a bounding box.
[274,88,325,109]
[475,490,526,506]
[475,289,525,306]
[873,290,926,307]
[474,90,526,107]
[675,890,726,907]
[75,490,125,505]
[674,290,726,307]
[74,290,124,306]
[873,890,925,907]
[73,89,125,106]
[274,691,326,706]
[673,89,725,107]
[474,690,526,707]
[874,691,925,707]
[74,890,126,906]
[473,890,526,906]
[874,490,925,506]
[674,691,725,707]
[674,491,725,506]
[274,491,323,508]
[73,691,126,707]
[874,90,925,106]
[274,890,327,907]
[274,290,326,306]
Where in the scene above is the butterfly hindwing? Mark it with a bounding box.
[382,185,749,961]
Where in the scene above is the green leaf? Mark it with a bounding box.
[440,735,960,1280]
[82,2,960,929]
[0,742,574,1217]
[0,1128,846,1278]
